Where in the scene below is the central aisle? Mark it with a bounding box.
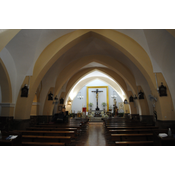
[74,122,114,146]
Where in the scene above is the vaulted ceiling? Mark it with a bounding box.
[0,29,175,119]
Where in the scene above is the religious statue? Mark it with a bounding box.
[138,90,144,99]
[159,82,167,97]
[21,84,29,97]
[96,93,98,99]
[124,99,128,104]
[48,91,53,100]
[129,95,134,102]
[60,98,64,104]
[114,106,118,116]
[92,89,103,111]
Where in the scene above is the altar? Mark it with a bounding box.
[91,110,103,117]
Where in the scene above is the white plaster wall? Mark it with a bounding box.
[115,29,161,72]
[32,29,76,74]
[86,80,109,86]
[143,29,175,111]
[71,87,86,113]
[0,30,76,105]
[115,52,153,115]
[38,73,56,115]
[0,47,17,103]
[39,85,54,115]
[71,80,123,113]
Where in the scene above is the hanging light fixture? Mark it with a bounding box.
[77,92,83,100]
[67,99,72,105]
[111,91,117,99]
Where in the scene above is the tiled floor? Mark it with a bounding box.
[72,122,114,146]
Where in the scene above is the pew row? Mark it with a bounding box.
[107,126,158,130]
[26,127,78,133]
[111,133,153,141]
[22,142,65,146]
[108,129,158,134]
[14,130,75,138]
[115,141,153,146]
[22,135,72,144]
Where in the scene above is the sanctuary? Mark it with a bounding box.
[69,78,127,117]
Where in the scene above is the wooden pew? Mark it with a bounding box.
[22,135,71,144]
[26,127,77,133]
[32,124,85,134]
[0,139,20,146]
[39,119,89,126]
[21,119,89,146]
[15,130,75,138]
[22,142,65,146]
[105,123,152,126]
[153,129,175,146]
[104,117,156,146]
[115,141,153,146]
[34,125,81,128]
[108,129,158,134]
[107,126,158,130]
[111,133,153,141]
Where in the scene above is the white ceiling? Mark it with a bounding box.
[82,62,107,69]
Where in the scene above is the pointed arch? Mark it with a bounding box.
[63,68,129,102]
[54,55,137,97]
[15,29,173,120]
[0,58,12,103]
[0,58,13,116]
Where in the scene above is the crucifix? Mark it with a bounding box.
[92,89,103,110]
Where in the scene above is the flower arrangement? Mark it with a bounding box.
[102,102,107,107]
[89,103,93,107]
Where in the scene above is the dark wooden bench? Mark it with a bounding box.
[108,129,158,134]
[0,139,20,146]
[15,130,75,138]
[34,125,81,129]
[27,127,77,132]
[153,129,175,146]
[107,126,158,130]
[111,133,153,141]
[22,142,65,146]
[115,141,154,146]
[104,123,141,126]
[22,135,71,144]
[105,123,152,127]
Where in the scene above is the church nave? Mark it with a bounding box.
[1,29,175,148]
